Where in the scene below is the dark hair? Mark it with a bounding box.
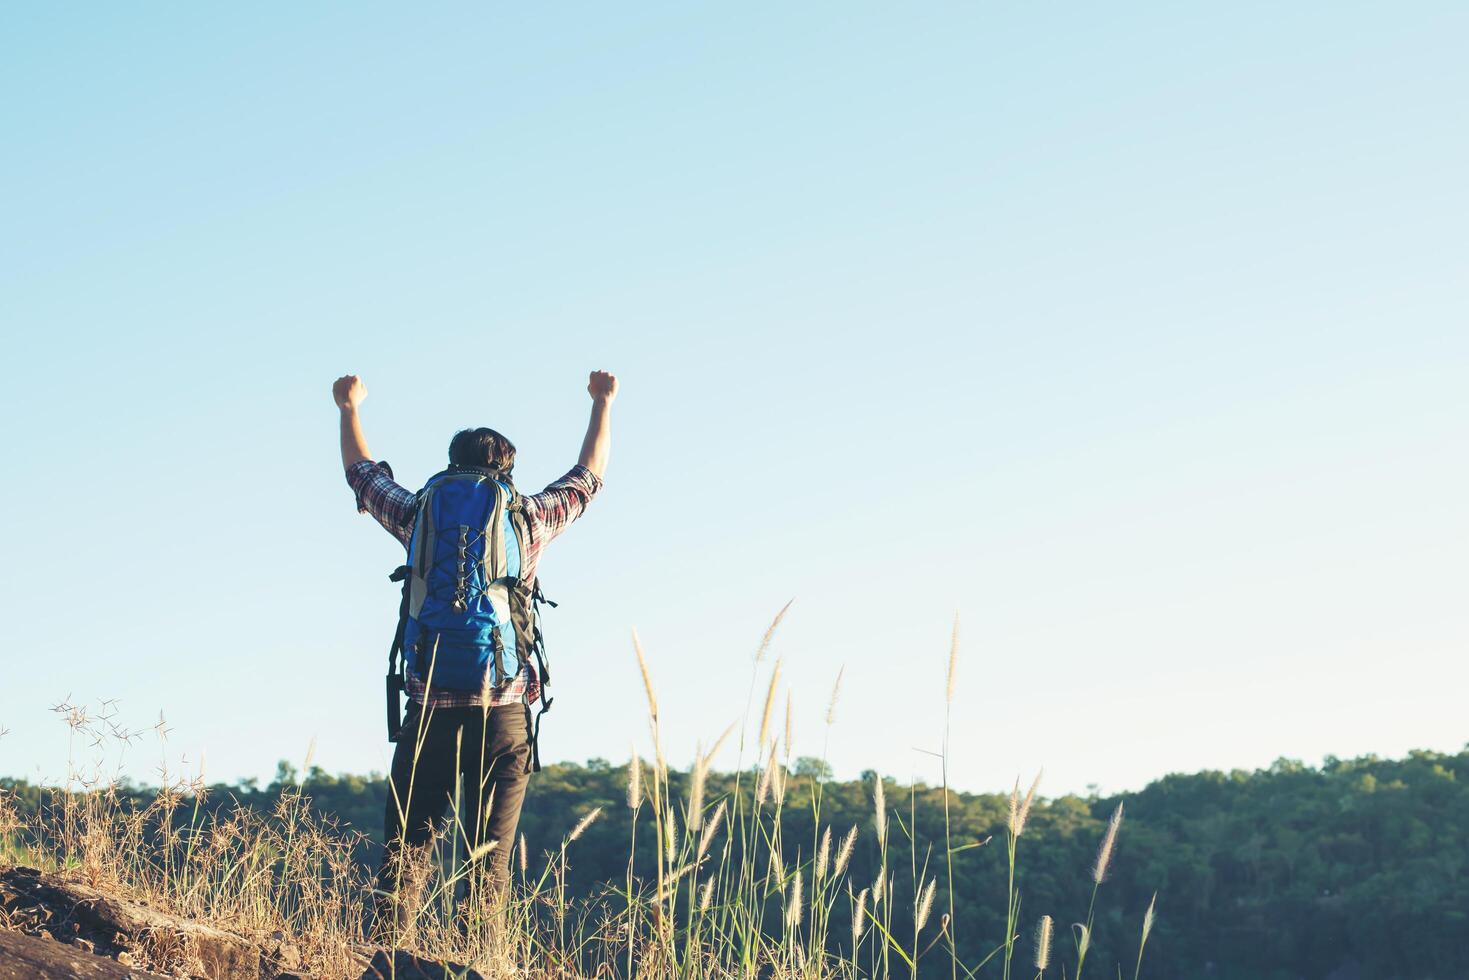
[448,427,517,473]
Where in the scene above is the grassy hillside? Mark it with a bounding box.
[6,746,1465,978]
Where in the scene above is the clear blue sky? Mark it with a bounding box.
[2,3,1465,797]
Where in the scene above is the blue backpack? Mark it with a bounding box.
[383,465,554,763]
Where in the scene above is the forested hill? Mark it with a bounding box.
[6,747,1466,979]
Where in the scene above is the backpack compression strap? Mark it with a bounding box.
[385,564,413,742]
[524,578,559,773]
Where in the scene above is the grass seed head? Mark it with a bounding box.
[785,870,803,930]
[569,806,602,842]
[1015,769,1043,837]
[687,747,706,831]
[696,799,727,863]
[946,613,959,705]
[1093,801,1124,884]
[632,629,658,721]
[756,742,778,807]
[835,825,858,875]
[873,773,887,844]
[703,720,737,773]
[825,666,844,726]
[783,692,793,760]
[916,878,937,932]
[758,660,782,750]
[755,599,794,663]
[815,826,831,880]
[699,877,716,912]
[1034,914,1053,970]
[626,748,642,810]
[853,887,869,943]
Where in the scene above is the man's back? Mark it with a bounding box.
[330,369,616,930]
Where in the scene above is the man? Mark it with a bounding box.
[331,369,616,930]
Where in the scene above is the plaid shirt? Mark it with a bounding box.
[347,459,603,708]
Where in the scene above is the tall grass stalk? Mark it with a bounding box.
[1133,892,1157,980]
[942,614,959,980]
[1073,801,1124,980]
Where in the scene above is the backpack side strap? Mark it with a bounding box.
[385,564,413,742]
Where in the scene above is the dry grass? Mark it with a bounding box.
[0,615,1157,979]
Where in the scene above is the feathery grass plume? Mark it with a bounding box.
[655,862,700,902]
[519,832,529,875]
[696,799,727,862]
[872,872,885,903]
[1035,915,1053,971]
[769,846,785,883]
[773,759,788,806]
[632,629,659,721]
[664,808,678,864]
[702,720,737,773]
[783,692,793,760]
[755,599,794,662]
[1133,892,1158,980]
[852,886,869,944]
[946,612,959,704]
[626,747,642,810]
[815,826,832,880]
[825,665,844,726]
[1093,801,1125,884]
[834,825,858,875]
[758,660,782,748]
[467,840,499,863]
[915,878,937,932]
[785,870,804,930]
[1007,777,1020,835]
[756,741,778,807]
[873,772,888,844]
[1015,769,1043,837]
[569,806,603,842]
[687,745,707,831]
[699,876,716,912]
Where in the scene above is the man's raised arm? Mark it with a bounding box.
[578,369,617,479]
[333,374,372,470]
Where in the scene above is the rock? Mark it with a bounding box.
[0,866,262,979]
[360,948,488,980]
[0,928,172,979]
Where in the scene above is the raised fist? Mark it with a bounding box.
[588,370,619,404]
[333,375,367,410]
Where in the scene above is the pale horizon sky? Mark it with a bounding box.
[2,2,1465,799]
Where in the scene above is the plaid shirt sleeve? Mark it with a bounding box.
[521,464,603,550]
[345,460,417,548]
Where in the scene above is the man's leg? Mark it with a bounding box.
[376,703,462,925]
[458,704,532,905]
